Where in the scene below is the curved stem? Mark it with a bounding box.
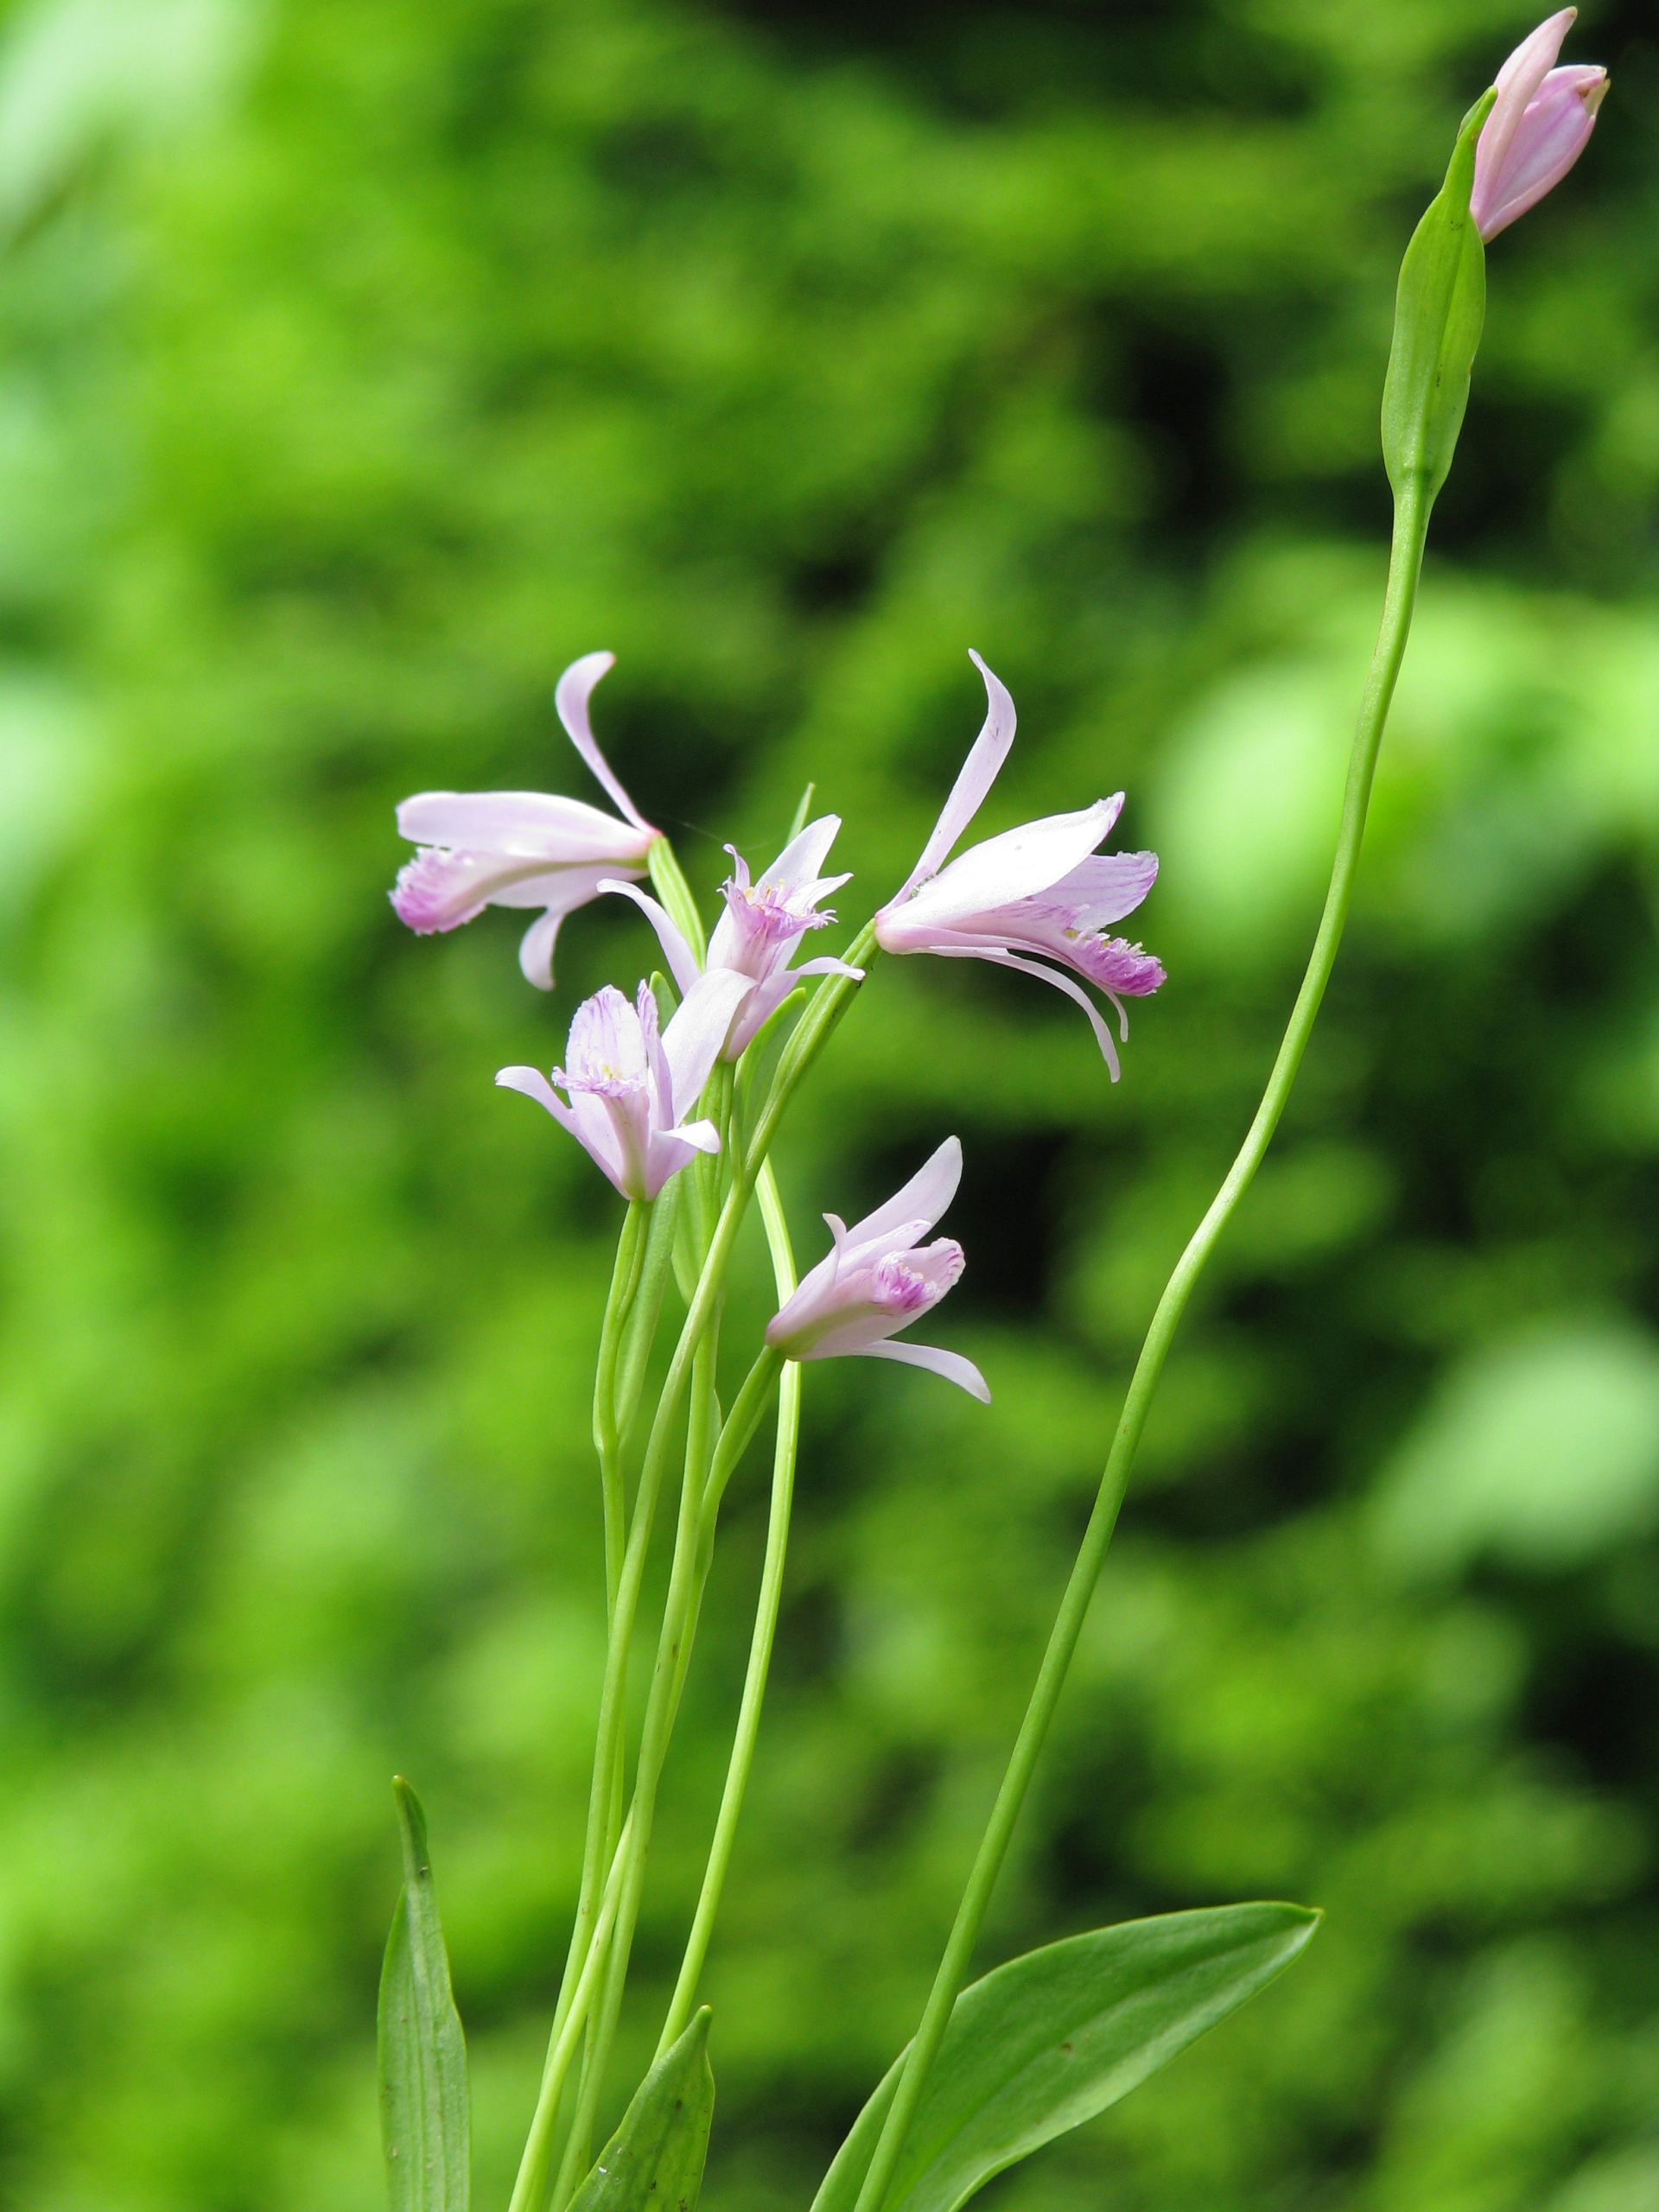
[846,480,1433,2212]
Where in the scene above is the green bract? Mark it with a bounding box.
[1382,91,1496,503]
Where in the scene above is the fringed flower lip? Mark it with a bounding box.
[766,1136,988,1401]
[874,653,1163,1077]
[391,652,660,988]
[496,968,751,1201]
[1471,9,1606,242]
[603,814,865,1062]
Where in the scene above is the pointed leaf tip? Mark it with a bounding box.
[566,2009,716,2212]
[378,1781,470,2211]
[810,1903,1319,2212]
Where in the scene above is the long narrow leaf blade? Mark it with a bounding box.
[378,1777,471,2212]
[812,1902,1318,2212]
[567,2007,715,2212]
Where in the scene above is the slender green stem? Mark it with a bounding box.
[594,1205,648,1615]
[555,1318,739,2202]
[512,911,871,2212]
[613,1180,683,1451]
[658,1166,800,2052]
[846,480,1433,2212]
[505,1821,633,2212]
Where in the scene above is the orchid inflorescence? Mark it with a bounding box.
[379,19,1606,2212]
[395,645,1164,1391]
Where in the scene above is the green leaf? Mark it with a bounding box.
[378,1777,470,2212]
[1381,89,1494,504]
[567,2007,716,2212]
[811,1904,1319,2212]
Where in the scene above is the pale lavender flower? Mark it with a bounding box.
[496,968,751,1201]
[605,816,865,1060]
[766,1137,988,1401]
[874,654,1162,1077]
[392,652,659,988]
[1471,9,1606,242]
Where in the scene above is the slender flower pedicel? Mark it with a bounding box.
[496,969,750,1200]
[606,815,866,1058]
[766,1136,988,1400]
[874,654,1162,1074]
[1470,9,1606,241]
[391,652,659,987]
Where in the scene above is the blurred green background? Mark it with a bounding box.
[3,0,1658,2205]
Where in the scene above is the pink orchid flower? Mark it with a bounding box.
[496,968,750,1201]
[392,652,659,988]
[605,816,865,1061]
[1471,9,1606,242]
[874,654,1163,1077]
[766,1137,988,1402]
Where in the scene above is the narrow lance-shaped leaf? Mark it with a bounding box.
[811,1903,1319,2212]
[378,1777,471,2212]
[1382,89,1496,505]
[566,2006,715,2212]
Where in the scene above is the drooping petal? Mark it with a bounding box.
[882,798,1124,938]
[518,907,566,990]
[895,652,1018,899]
[397,788,654,863]
[1038,849,1159,928]
[494,1065,578,1128]
[934,944,1122,1077]
[839,1136,963,1250]
[600,879,702,995]
[855,1338,991,1402]
[662,969,755,1119]
[555,651,657,833]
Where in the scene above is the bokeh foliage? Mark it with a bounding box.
[2,0,1658,2205]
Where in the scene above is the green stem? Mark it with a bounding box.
[845,479,1433,2212]
[613,1180,683,1452]
[658,1166,800,2052]
[594,1205,648,1616]
[505,1821,633,2212]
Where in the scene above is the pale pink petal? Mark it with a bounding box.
[1477,7,1577,194]
[897,652,1018,899]
[495,1065,575,1126]
[1040,850,1159,928]
[841,1136,963,1249]
[1475,65,1605,238]
[938,945,1122,1077]
[600,879,702,995]
[855,1339,991,1402]
[662,969,754,1119]
[659,1119,721,1161]
[885,798,1124,937]
[518,907,565,989]
[763,814,842,891]
[555,651,657,833]
[397,789,652,863]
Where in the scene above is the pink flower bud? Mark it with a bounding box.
[1471,10,1606,242]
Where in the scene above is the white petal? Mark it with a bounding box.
[896,652,1018,899]
[1039,849,1158,928]
[762,814,842,890]
[555,652,656,833]
[397,788,652,862]
[518,908,564,989]
[601,879,702,995]
[662,968,754,1117]
[841,1136,963,1249]
[855,1339,991,1402]
[896,799,1124,931]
